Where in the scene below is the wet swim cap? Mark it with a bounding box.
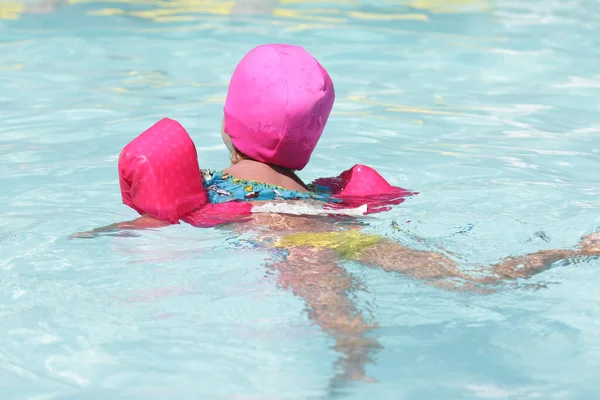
[223,44,335,170]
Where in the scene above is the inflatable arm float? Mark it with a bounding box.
[118,118,415,228]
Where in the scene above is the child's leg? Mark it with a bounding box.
[358,242,461,279]
[489,232,600,280]
[271,246,381,386]
[356,232,600,289]
[580,231,600,253]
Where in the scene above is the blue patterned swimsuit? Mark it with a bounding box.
[201,169,338,204]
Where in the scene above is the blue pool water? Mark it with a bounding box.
[1,0,600,398]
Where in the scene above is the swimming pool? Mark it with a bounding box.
[1,0,599,398]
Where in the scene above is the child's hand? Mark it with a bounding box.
[68,231,96,239]
[68,215,168,239]
[68,230,141,239]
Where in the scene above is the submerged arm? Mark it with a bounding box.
[68,215,171,239]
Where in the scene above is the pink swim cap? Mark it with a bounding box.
[223,44,335,170]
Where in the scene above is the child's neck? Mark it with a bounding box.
[223,159,309,192]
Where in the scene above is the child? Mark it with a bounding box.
[71,43,600,271]
[71,43,600,386]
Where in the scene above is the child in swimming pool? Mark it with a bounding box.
[71,42,600,267]
[71,43,600,386]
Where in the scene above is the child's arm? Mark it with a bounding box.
[68,215,171,239]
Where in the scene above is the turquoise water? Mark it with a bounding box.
[1,0,600,398]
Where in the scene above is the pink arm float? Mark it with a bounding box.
[118,118,415,227]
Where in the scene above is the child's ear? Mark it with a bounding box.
[221,130,234,152]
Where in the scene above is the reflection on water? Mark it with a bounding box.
[1,0,492,21]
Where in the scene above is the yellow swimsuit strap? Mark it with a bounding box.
[276,230,382,259]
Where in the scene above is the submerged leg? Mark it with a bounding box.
[357,241,487,292]
[489,232,600,280]
[270,246,382,388]
[356,232,600,289]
